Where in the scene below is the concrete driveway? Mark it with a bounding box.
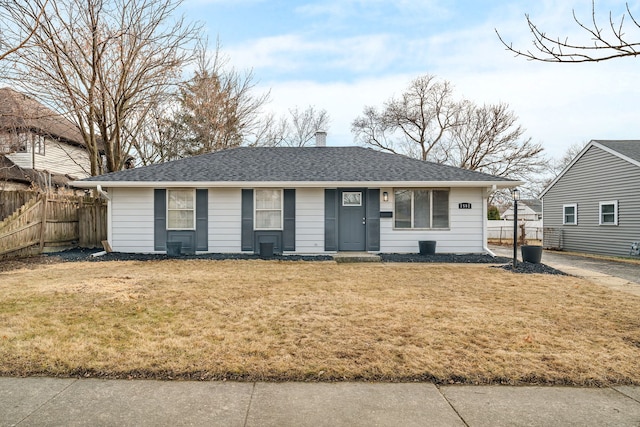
[490,245,640,296]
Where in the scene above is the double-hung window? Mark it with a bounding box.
[563,204,577,225]
[167,189,195,230]
[599,201,618,225]
[255,189,282,230]
[394,189,449,229]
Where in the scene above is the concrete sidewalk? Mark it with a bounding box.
[1,377,639,426]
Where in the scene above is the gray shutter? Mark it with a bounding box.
[283,189,296,251]
[366,189,380,251]
[241,189,254,251]
[324,189,338,251]
[196,189,208,251]
[154,189,167,251]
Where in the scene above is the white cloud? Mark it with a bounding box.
[224,33,400,76]
[213,0,640,160]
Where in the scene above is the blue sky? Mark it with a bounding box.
[180,0,640,160]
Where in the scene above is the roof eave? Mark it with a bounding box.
[72,180,522,189]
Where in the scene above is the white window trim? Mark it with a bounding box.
[599,200,618,226]
[393,188,450,230]
[562,203,577,225]
[254,188,283,230]
[166,189,196,231]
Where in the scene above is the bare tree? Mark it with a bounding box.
[284,106,330,147]
[1,0,201,175]
[496,1,640,62]
[172,41,270,156]
[445,102,545,179]
[259,106,330,147]
[0,1,49,63]
[125,92,186,165]
[352,74,546,200]
[352,75,462,161]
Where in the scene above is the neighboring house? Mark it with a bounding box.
[0,88,90,190]
[541,140,640,257]
[73,145,519,255]
[502,199,542,221]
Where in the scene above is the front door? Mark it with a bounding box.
[338,189,366,251]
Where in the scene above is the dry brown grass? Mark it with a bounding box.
[1,260,639,385]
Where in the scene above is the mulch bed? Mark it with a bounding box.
[0,248,566,275]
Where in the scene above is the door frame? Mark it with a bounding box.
[338,188,367,251]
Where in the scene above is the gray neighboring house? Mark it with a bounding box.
[73,145,519,255]
[501,199,542,221]
[540,140,640,257]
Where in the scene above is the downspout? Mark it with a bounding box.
[96,185,113,250]
[483,185,497,257]
[96,184,110,201]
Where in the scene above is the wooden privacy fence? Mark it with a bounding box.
[78,197,107,248]
[0,193,107,259]
[0,190,37,221]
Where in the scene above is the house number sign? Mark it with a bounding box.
[458,203,472,209]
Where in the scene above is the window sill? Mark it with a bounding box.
[392,228,451,231]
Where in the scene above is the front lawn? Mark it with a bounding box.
[1,260,639,385]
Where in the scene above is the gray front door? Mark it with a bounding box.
[338,189,366,251]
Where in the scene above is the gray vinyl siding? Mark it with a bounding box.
[543,145,640,257]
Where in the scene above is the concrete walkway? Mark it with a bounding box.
[490,245,640,297]
[1,377,640,426]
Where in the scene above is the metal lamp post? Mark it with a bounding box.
[512,188,520,268]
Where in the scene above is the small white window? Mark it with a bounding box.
[342,191,362,206]
[167,189,195,230]
[255,189,282,230]
[599,201,618,226]
[563,204,577,225]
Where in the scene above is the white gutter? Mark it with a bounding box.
[73,180,524,189]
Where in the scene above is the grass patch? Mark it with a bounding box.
[1,260,639,385]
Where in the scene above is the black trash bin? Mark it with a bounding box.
[166,241,182,257]
[521,245,543,263]
[418,240,437,255]
[259,242,274,259]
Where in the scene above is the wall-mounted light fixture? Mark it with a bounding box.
[383,191,389,202]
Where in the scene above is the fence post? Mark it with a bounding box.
[38,193,48,251]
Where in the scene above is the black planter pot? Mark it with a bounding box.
[418,240,437,255]
[521,245,543,264]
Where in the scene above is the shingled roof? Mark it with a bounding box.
[0,155,74,188]
[0,87,85,147]
[595,140,640,164]
[76,146,517,187]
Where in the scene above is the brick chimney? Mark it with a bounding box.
[315,131,327,147]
